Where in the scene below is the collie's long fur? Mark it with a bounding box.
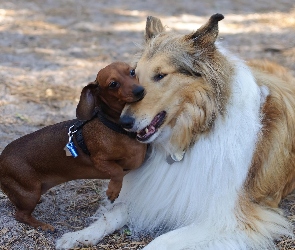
[56,14,295,249]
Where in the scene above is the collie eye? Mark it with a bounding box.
[109,81,120,89]
[130,69,136,77]
[153,73,167,82]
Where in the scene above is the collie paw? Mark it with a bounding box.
[56,231,86,249]
[56,229,104,249]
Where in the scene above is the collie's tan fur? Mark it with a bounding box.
[246,60,295,207]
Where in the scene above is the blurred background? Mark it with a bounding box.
[0,0,294,249]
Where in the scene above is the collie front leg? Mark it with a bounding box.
[143,217,289,250]
[56,203,127,249]
[142,224,244,250]
[143,225,200,250]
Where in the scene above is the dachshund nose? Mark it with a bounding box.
[120,115,135,129]
[132,86,145,99]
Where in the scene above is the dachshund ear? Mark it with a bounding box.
[145,16,165,42]
[76,83,99,120]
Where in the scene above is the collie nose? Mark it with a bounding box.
[120,115,135,129]
[132,86,145,99]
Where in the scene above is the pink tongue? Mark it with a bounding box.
[147,125,156,135]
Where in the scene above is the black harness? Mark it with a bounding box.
[71,109,137,156]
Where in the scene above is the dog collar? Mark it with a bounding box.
[96,110,137,139]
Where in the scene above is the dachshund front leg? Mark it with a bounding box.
[92,158,125,201]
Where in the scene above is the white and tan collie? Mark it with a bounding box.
[57,14,295,249]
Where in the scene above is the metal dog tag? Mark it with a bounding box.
[166,151,186,165]
[64,145,72,156]
[65,141,78,158]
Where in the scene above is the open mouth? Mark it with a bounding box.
[137,111,167,142]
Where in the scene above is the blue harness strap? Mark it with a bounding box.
[72,109,137,156]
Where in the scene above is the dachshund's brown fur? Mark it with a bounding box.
[0,62,146,231]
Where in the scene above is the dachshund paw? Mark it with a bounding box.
[39,223,56,233]
[106,188,120,202]
[106,181,122,202]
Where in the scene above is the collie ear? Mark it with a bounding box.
[145,16,164,42]
[76,83,99,120]
[186,13,224,47]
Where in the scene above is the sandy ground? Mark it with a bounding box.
[0,0,294,249]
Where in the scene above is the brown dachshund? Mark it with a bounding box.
[0,62,146,232]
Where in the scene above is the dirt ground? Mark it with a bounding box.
[0,0,294,249]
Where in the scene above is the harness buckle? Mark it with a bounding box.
[64,125,79,158]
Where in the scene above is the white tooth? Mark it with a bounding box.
[145,128,149,134]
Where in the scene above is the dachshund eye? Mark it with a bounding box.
[153,73,167,82]
[109,81,120,89]
[130,69,136,77]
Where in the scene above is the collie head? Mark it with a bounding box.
[120,14,236,159]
